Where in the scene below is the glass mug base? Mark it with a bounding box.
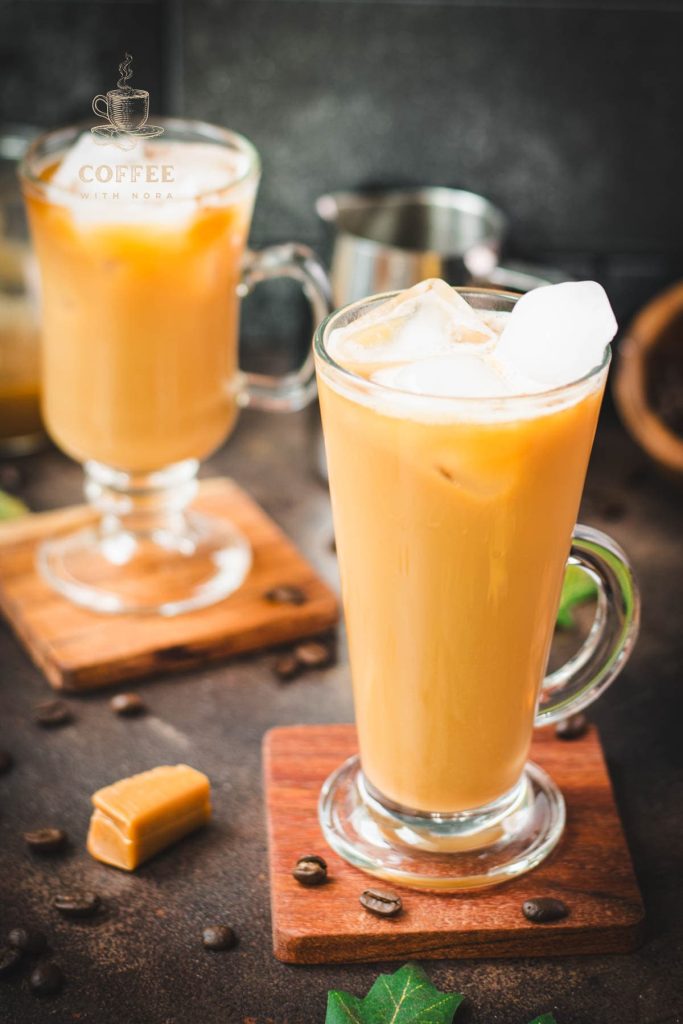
[36,460,252,616]
[318,755,566,891]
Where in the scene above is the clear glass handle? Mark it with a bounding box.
[536,524,640,726]
[238,243,332,412]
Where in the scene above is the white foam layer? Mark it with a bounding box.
[48,133,252,226]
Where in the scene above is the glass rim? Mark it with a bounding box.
[18,116,262,203]
[314,286,612,406]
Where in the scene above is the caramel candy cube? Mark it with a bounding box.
[87,764,211,871]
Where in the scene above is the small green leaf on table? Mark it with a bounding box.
[326,962,464,1024]
[556,564,597,629]
[0,489,28,521]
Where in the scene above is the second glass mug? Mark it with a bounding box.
[20,119,330,615]
[315,288,640,890]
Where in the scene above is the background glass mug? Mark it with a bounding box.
[315,287,639,890]
[20,118,330,615]
[92,89,149,132]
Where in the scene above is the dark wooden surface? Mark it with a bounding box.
[0,477,338,690]
[1,405,682,1023]
[265,724,643,964]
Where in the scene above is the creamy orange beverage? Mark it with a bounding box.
[318,281,611,814]
[24,135,256,471]
[20,118,329,618]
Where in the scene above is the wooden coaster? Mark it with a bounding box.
[0,478,338,691]
[263,724,644,963]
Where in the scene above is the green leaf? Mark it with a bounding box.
[0,489,28,521]
[528,1015,557,1024]
[556,564,597,630]
[326,962,464,1024]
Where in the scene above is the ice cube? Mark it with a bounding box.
[372,353,513,398]
[495,282,617,389]
[327,278,496,375]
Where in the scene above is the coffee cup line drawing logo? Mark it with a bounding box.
[91,54,163,148]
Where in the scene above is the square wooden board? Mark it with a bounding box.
[263,723,644,964]
[0,478,338,691]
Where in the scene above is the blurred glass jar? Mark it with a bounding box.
[0,125,44,454]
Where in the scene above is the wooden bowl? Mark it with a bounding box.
[614,281,683,476]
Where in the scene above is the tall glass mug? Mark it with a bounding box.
[20,120,330,615]
[315,288,639,890]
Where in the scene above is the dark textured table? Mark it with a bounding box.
[1,406,682,1024]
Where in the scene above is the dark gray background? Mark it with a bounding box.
[2,0,683,354]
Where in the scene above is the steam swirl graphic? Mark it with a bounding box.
[117,53,133,92]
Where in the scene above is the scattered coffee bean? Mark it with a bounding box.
[0,945,23,976]
[273,653,301,682]
[23,828,67,854]
[202,924,237,951]
[555,713,588,741]
[522,897,569,923]
[110,692,146,716]
[52,891,100,919]
[265,584,307,606]
[29,962,64,997]
[8,928,47,955]
[359,888,403,918]
[293,855,328,886]
[0,750,13,775]
[33,700,73,729]
[295,640,333,669]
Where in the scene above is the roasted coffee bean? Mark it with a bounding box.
[202,924,237,951]
[33,700,73,728]
[292,855,328,886]
[265,585,306,606]
[29,962,64,997]
[52,891,100,919]
[0,750,13,775]
[295,640,333,669]
[273,653,301,682]
[555,713,588,741]
[23,828,67,854]
[522,897,569,923]
[110,692,147,716]
[0,945,23,976]
[8,927,47,954]
[359,888,403,918]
